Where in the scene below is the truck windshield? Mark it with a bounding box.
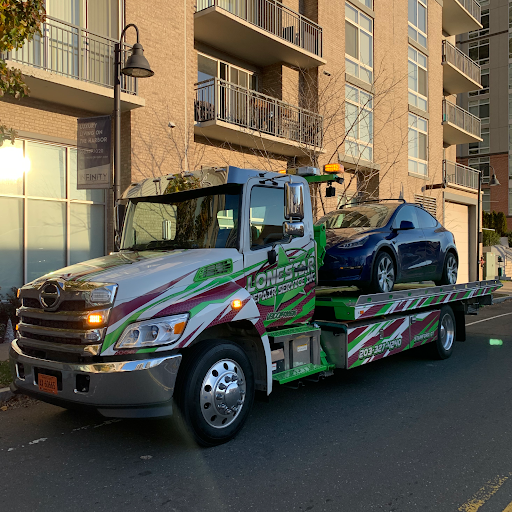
[121,185,241,251]
[316,204,397,229]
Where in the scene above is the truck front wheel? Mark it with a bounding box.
[175,340,255,446]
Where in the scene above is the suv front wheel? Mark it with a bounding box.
[371,252,396,293]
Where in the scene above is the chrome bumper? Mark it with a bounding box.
[9,340,182,418]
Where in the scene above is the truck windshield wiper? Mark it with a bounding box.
[123,240,193,251]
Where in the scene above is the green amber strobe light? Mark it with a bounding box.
[489,339,503,346]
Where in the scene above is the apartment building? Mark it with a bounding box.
[457,0,510,229]
[0,0,483,293]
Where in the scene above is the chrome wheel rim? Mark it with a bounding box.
[447,255,458,284]
[200,359,246,429]
[377,255,395,292]
[440,313,455,351]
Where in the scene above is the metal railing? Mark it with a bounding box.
[196,0,323,58]
[455,0,481,22]
[442,99,481,139]
[195,78,323,147]
[2,16,136,94]
[443,159,479,190]
[442,40,481,85]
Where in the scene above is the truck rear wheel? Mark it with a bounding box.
[175,340,255,446]
[431,305,456,359]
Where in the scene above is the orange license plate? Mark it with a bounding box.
[38,373,58,395]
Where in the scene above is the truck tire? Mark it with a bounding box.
[431,305,456,359]
[175,340,255,446]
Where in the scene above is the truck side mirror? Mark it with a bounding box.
[284,182,304,220]
[284,221,305,238]
[114,203,126,250]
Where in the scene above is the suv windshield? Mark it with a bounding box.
[316,204,398,229]
[121,185,241,251]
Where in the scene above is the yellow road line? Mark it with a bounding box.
[458,475,510,512]
[503,499,512,512]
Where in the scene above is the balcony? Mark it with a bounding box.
[442,0,482,36]
[2,16,144,114]
[443,160,479,191]
[442,99,482,146]
[194,78,323,156]
[195,0,325,68]
[442,40,481,95]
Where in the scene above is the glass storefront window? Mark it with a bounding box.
[0,139,106,291]
[0,197,23,292]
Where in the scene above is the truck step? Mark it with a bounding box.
[272,363,333,385]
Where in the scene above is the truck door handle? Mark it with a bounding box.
[295,265,307,272]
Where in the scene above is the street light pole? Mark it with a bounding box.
[113,24,154,206]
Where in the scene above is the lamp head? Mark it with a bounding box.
[122,43,154,78]
[489,174,500,186]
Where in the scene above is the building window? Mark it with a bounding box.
[469,8,489,38]
[469,127,490,155]
[408,0,427,48]
[482,189,491,213]
[408,46,428,111]
[469,39,489,65]
[470,68,489,96]
[345,2,373,84]
[408,113,428,176]
[468,156,490,184]
[197,53,257,90]
[345,84,373,162]
[0,139,106,291]
[468,98,490,123]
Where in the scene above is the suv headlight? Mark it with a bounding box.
[339,236,369,249]
[114,313,189,350]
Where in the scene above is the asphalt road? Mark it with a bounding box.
[2,301,512,512]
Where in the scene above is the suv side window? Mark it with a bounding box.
[250,186,287,249]
[393,205,419,229]
[414,207,438,228]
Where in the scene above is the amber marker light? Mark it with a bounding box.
[173,321,186,335]
[87,313,103,325]
[324,163,343,173]
[232,299,243,310]
[277,169,286,174]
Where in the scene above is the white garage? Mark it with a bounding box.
[444,202,470,283]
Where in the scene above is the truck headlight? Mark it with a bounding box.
[114,313,189,350]
[339,236,369,249]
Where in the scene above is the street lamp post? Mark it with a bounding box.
[476,163,500,280]
[113,24,154,205]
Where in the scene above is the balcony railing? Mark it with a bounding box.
[442,40,481,85]
[195,78,323,147]
[196,0,322,58]
[443,99,481,139]
[456,0,481,21]
[2,16,136,94]
[443,160,479,190]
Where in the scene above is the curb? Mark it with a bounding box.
[0,387,13,402]
[493,295,512,304]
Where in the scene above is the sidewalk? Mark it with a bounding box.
[492,280,512,303]
[0,342,10,362]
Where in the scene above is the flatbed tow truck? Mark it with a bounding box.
[9,166,501,445]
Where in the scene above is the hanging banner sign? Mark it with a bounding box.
[77,115,112,189]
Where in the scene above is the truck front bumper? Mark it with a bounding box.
[9,340,182,418]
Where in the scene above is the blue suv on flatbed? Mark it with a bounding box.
[316,201,459,293]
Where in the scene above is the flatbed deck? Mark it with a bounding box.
[314,280,501,321]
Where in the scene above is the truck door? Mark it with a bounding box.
[242,179,316,330]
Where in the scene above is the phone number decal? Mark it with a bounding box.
[358,337,402,359]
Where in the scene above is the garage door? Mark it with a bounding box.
[444,202,469,283]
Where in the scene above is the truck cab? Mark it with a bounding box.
[10,167,316,444]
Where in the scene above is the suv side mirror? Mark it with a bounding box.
[284,182,304,220]
[398,220,415,230]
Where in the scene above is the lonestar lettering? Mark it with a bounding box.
[358,337,402,359]
[247,246,316,311]
[412,332,433,343]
